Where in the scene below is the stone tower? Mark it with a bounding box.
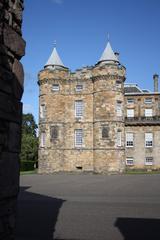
[38,42,126,173]
[38,47,69,173]
[92,42,126,173]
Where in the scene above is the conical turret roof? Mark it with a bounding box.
[98,42,118,64]
[44,47,65,69]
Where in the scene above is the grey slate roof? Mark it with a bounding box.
[44,47,65,68]
[99,42,118,63]
[124,84,142,93]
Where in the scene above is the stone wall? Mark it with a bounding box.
[125,94,160,117]
[125,94,160,169]
[0,0,25,239]
[125,125,160,169]
[38,63,126,174]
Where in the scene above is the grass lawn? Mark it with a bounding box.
[20,169,38,175]
[125,169,160,175]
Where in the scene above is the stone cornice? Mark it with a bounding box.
[38,74,125,86]
[38,77,93,86]
[91,75,125,82]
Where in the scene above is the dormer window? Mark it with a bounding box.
[52,84,60,92]
[76,84,83,92]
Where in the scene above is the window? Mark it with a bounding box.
[50,126,58,140]
[52,84,60,91]
[40,105,45,119]
[102,127,109,138]
[145,133,153,147]
[76,84,83,92]
[145,157,153,165]
[116,101,122,117]
[116,81,121,88]
[40,132,46,147]
[127,98,134,104]
[116,131,122,146]
[145,109,153,117]
[75,129,83,147]
[126,157,134,166]
[145,98,152,104]
[75,100,83,118]
[127,109,134,117]
[126,133,134,147]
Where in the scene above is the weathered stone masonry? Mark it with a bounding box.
[38,43,160,173]
[38,43,126,173]
[0,0,25,239]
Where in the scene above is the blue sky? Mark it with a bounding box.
[22,0,160,123]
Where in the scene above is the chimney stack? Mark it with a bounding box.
[153,74,159,92]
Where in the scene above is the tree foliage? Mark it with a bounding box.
[20,113,38,162]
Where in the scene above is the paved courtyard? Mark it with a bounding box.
[16,173,160,240]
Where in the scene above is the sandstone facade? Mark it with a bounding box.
[38,44,160,173]
[38,44,126,174]
[125,92,160,170]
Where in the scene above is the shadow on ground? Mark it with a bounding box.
[16,186,65,240]
[115,217,160,240]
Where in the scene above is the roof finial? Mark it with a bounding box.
[53,40,57,48]
[107,33,110,42]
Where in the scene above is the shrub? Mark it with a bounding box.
[20,160,37,172]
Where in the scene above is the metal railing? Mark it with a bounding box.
[125,116,160,125]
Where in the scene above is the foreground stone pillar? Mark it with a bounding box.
[0,0,25,239]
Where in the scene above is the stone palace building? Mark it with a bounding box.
[38,42,160,173]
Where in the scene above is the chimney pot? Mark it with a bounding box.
[153,74,159,92]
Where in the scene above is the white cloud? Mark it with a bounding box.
[23,104,34,114]
[51,0,63,4]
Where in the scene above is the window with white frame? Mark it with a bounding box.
[145,157,153,165]
[75,129,83,147]
[76,84,83,92]
[127,109,134,117]
[127,98,134,104]
[40,132,46,147]
[52,84,60,91]
[40,105,45,119]
[145,108,153,117]
[116,101,122,117]
[116,131,122,146]
[75,100,83,118]
[145,98,152,104]
[126,157,134,166]
[126,133,134,147]
[145,133,153,147]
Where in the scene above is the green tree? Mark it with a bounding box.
[20,113,38,163]
[22,113,38,137]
